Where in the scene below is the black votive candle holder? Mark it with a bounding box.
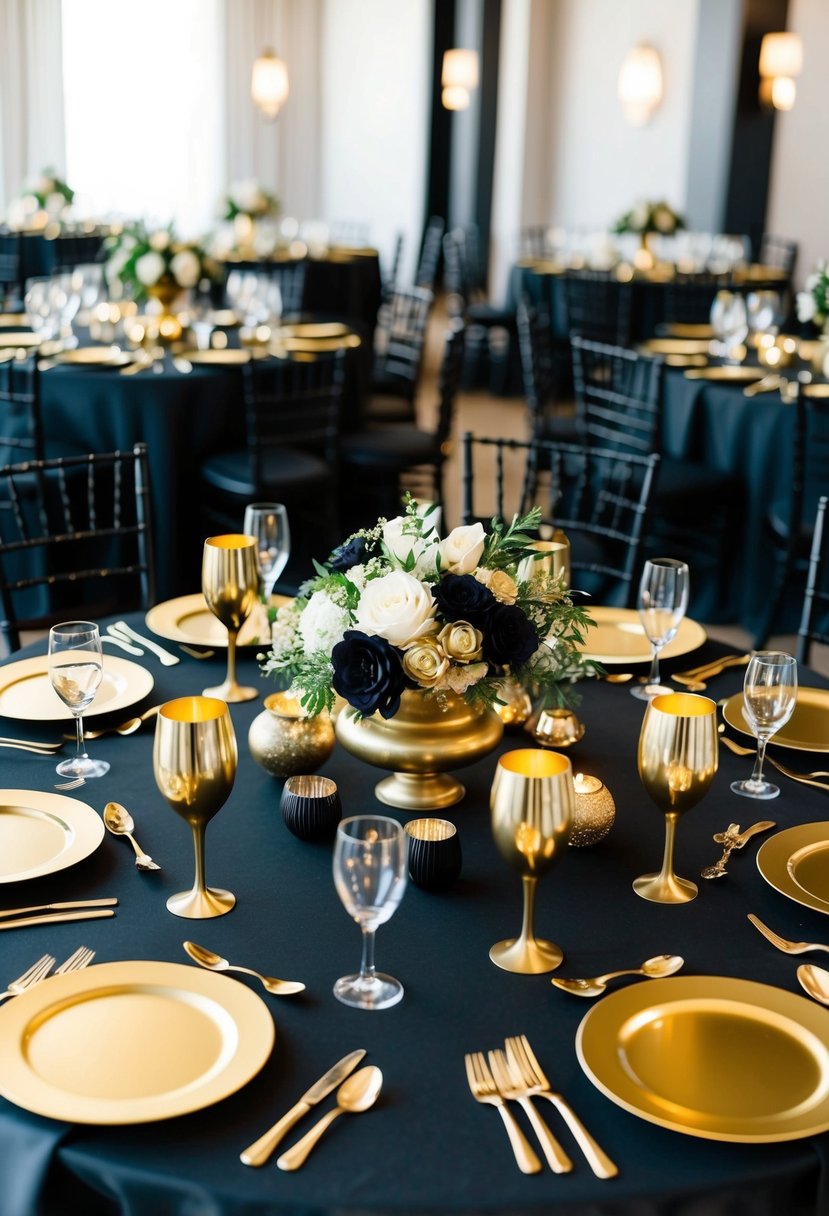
[404,818,462,891]
[280,775,342,842]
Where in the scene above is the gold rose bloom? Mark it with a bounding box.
[402,637,449,688]
[489,570,518,604]
[438,621,483,663]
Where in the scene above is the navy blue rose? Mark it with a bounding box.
[332,630,406,719]
[329,536,367,572]
[432,574,495,628]
[483,604,539,668]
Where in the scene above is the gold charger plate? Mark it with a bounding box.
[721,687,829,753]
[270,333,361,354]
[804,383,829,399]
[639,337,711,356]
[0,789,104,883]
[578,606,706,664]
[576,975,829,1142]
[179,348,251,365]
[53,346,133,368]
[0,960,274,1124]
[684,365,765,382]
[0,332,40,348]
[0,654,154,722]
[660,323,715,340]
[273,322,351,340]
[0,314,27,327]
[146,592,293,648]
[757,822,829,914]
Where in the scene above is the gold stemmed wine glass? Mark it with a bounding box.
[153,696,238,919]
[490,749,573,974]
[202,534,259,703]
[635,692,719,904]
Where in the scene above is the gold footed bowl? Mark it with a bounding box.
[335,688,504,811]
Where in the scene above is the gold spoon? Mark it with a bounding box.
[604,673,635,684]
[276,1066,383,1171]
[76,705,160,741]
[797,963,829,1005]
[103,802,160,871]
[551,953,684,997]
[182,940,306,996]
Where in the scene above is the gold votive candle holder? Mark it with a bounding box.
[569,772,616,847]
[533,707,585,748]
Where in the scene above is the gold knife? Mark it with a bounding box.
[0,897,118,921]
[0,909,116,931]
[240,1048,366,1167]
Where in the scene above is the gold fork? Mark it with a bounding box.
[720,734,829,791]
[55,945,96,974]
[488,1049,572,1173]
[747,914,829,955]
[464,1052,541,1174]
[505,1035,618,1179]
[0,954,55,1003]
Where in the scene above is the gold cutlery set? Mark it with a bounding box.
[0,897,117,931]
[749,916,829,1008]
[0,946,95,1001]
[465,1035,617,1177]
[700,820,776,879]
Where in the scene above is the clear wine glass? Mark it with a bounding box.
[332,815,408,1010]
[48,621,110,779]
[631,558,690,700]
[731,652,797,800]
[710,291,748,361]
[243,503,291,601]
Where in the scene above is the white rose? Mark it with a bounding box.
[149,229,170,252]
[45,191,66,215]
[170,249,201,288]
[34,175,53,197]
[438,523,486,574]
[797,292,817,323]
[134,251,165,286]
[382,516,423,564]
[298,589,350,655]
[231,179,262,213]
[355,570,437,647]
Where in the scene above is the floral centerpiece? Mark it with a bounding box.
[103,223,216,304]
[796,261,829,330]
[6,168,74,230]
[219,179,280,221]
[262,498,597,719]
[613,200,685,236]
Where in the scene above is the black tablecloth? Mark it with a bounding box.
[1,618,829,1215]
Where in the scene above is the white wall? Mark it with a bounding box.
[766,0,829,287]
[319,0,430,283]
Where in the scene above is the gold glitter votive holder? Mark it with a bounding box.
[569,772,615,847]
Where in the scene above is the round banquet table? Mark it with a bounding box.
[1,617,829,1216]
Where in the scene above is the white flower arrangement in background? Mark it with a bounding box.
[5,168,74,230]
[220,179,280,221]
[613,200,685,236]
[796,261,829,331]
[103,223,216,302]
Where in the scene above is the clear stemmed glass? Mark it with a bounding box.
[635,693,719,903]
[731,652,798,800]
[710,291,748,361]
[489,750,573,974]
[243,503,291,601]
[631,558,690,700]
[332,815,408,1010]
[153,696,238,918]
[48,621,110,779]
[202,534,260,703]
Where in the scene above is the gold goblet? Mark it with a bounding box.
[202,534,259,703]
[153,696,238,919]
[635,692,719,904]
[490,749,573,974]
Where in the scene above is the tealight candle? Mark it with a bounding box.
[570,772,615,847]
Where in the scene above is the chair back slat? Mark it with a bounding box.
[564,271,632,347]
[415,216,445,291]
[571,336,663,459]
[797,496,829,665]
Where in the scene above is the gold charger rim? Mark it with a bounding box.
[0,314,27,327]
[684,365,766,382]
[757,822,829,915]
[0,788,104,883]
[52,346,133,368]
[0,654,154,722]
[178,348,252,365]
[0,332,40,347]
[721,687,829,753]
[0,960,275,1124]
[578,606,706,664]
[639,338,712,356]
[272,322,351,340]
[145,592,293,649]
[576,974,829,1142]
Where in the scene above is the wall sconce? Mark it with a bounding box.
[251,48,289,119]
[441,48,479,111]
[758,32,802,112]
[618,42,663,126]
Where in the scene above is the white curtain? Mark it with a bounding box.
[223,0,322,220]
[0,0,66,209]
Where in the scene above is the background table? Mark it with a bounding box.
[1,618,828,1215]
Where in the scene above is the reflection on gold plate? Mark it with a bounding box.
[757,823,829,915]
[273,322,351,340]
[684,365,765,382]
[270,334,361,354]
[639,338,711,356]
[661,323,715,340]
[178,349,251,365]
[0,332,40,348]
[53,346,133,368]
[578,607,706,665]
[577,975,829,1142]
[146,592,293,648]
[0,789,104,883]
[0,960,274,1124]
[804,383,829,399]
[722,687,829,753]
[0,654,153,722]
